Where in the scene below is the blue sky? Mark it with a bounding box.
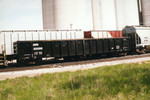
[0,0,43,30]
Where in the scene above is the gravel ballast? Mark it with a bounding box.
[0,57,150,81]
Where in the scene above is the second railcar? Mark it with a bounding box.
[13,37,130,65]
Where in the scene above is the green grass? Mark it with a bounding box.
[1,61,150,100]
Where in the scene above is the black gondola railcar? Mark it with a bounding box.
[13,37,130,65]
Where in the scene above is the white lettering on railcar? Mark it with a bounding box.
[33,43,39,46]
[116,46,120,49]
[33,47,43,50]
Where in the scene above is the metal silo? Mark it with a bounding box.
[42,0,93,30]
[141,0,150,26]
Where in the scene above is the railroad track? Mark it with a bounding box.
[0,53,150,73]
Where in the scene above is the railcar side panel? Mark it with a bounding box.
[17,42,32,58]
[84,40,90,55]
[115,39,123,52]
[52,41,61,57]
[68,40,76,56]
[90,39,97,54]
[60,41,69,57]
[76,40,84,56]
[109,39,115,53]
[97,39,103,54]
[44,41,52,57]
[122,38,130,52]
[103,39,109,53]
[32,41,44,59]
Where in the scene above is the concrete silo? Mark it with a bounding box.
[91,0,117,30]
[42,0,93,30]
[91,0,139,30]
[141,0,150,26]
[42,0,55,29]
[115,0,139,29]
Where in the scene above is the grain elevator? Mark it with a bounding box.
[42,0,150,30]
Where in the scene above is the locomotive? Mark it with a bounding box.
[0,26,150,66]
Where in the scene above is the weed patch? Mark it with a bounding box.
[1,62,150,99]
